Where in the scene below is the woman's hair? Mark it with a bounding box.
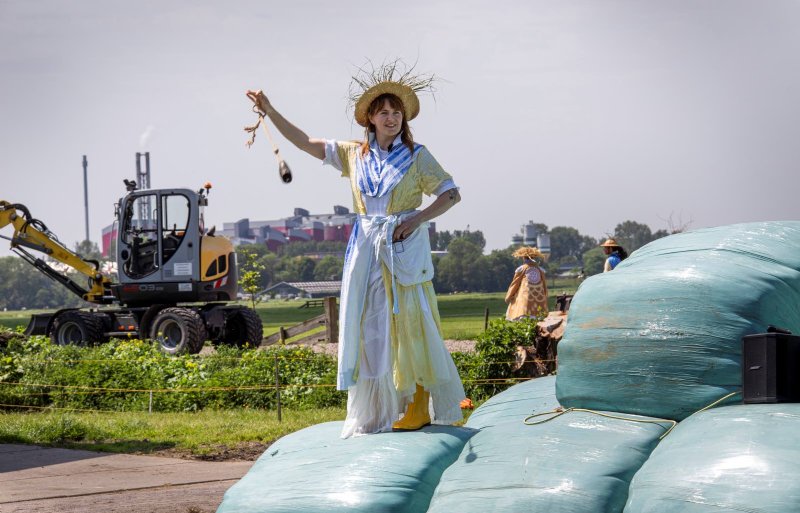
[359,93,415,156]
[614,246,629,261]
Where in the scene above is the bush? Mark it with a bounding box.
[2,315,549,414]
[0,333,345,413]
[455,316,544,400]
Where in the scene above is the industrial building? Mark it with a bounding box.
[219,205,357,252]
[218,206,438,254]
[511,221,551,255]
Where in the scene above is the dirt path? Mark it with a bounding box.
[0,444,253,513]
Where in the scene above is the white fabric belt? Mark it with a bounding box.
[359,209,417,315]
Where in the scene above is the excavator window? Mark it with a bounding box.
[205,254,227,278]
[120,192,190,279]
[161,194,190,265]
[121,194,158,278]
[206,259,218,277]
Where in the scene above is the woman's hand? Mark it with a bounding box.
[246,89,272,116]
[393,215,422,242]
[244,89,326,160]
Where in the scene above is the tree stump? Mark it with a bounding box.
[512,312,566,378]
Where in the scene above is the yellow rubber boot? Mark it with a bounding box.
[392,385,432,431]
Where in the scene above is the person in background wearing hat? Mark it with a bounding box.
[246,63,465,438]
[601,238,628,272]
[505,247,549,321]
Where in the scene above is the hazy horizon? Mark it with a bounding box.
[2,0,798,259]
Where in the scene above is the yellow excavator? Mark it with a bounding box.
[0,181,262,354]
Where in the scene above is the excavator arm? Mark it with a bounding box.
[0,200,114,304]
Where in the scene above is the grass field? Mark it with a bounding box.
[0,404,482,457]
[0,408,348,458]
[0,279,582,341]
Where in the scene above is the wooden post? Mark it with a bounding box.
[279,326,287,345]
[275,353,282,422]
[484,307,490,331]
[324,296,339,343]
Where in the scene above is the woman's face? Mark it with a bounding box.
[369,99,403,141]
[603,246,612,255]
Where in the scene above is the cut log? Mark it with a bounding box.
[513,312,566,378]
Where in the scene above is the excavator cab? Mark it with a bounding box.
[113,186,238,306]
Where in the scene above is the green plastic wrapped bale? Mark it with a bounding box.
[216,421,475,513]
[429,408,671,513]
[624,404,800,513]
[465,376,559,429]
[557,221,800,421]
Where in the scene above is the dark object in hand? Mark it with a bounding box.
[279,160,292,183]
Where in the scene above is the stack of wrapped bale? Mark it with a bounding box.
[428,377,672,513]
[218,222,800,513]
[555,221,800,511]
[428,221,800,512]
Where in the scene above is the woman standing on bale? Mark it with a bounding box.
[504,246,549,321]
[247,63,465,438]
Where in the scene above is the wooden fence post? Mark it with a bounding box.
[324,296,339,344]
[275,353,282,422]
[484,307,490,331]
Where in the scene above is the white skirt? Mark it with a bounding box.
[340,256,465,439]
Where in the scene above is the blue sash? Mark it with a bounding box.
[356,140,423,198]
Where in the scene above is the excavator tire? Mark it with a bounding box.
[149,307,207,355]
[51,311,105,347]
[219,307,263,348]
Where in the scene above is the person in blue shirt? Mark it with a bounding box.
[601,238,628,272]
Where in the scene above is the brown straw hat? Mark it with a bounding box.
[600,238,621,248]
[354,82,420,127]
[349,59,436,127]
[512,246,546,261]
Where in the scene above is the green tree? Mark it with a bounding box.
[256,252,279,288]
[279,240,347,257]
[74,240,103,262]
[275,256,316,283]
[0,256,83,309]
[235,243,269,263]
[435,238,483,292]
[451,229,486,250]
[432,229,485,251]
[238,247,265,309]
[313,255,344,281]
[582,247,606,276]
[652,229,670,240]
[613,220,653,253]
[549,226,597,262]
[481,248,517,292]
[430,230,452,251]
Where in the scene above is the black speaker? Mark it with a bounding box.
[742,332,800,403]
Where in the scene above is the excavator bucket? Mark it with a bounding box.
[24,313,52,336]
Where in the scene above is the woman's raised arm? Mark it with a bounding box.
[246,90,326,161]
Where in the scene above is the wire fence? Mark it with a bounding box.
[0,356,557,418]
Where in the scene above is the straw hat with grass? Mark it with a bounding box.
[512,246,547,262]
[349,59,437,127]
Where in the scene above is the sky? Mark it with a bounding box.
[1,0,798,259]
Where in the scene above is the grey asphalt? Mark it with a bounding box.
[0,444,253,513]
